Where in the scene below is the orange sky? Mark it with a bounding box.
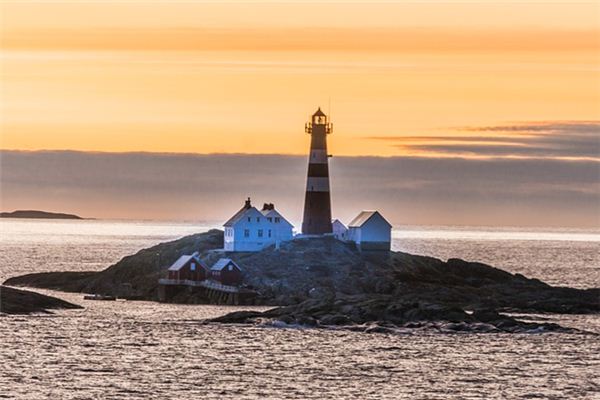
[1,1,599,156]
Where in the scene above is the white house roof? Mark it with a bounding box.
[348,211,392,228]
[224,206,267,227]
[261,208,294,227]
[168,252,204,271]
[224,205,252,227]
[211,258,242,271]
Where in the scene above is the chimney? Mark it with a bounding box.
[262,203,275,211]
[244,197,252,209]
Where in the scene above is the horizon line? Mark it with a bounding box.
[2,148,599,163]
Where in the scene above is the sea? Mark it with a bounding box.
[1,219,599,399]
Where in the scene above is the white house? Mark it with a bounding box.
[347,211,392,251]
[223,198,294,252]
[332,219,348,241]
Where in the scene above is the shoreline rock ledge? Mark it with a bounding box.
[4,230,599,332]
[0,286,82,315]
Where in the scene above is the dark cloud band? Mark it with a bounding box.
[1,149,598,227]
[367,121,600,160]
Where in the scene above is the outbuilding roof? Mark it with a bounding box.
[348,211,392,228]
[168,252,205,271]
[332,219,347,229]
[211,258,242,271]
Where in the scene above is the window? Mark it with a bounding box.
[275,217,280,223]
[268,229,272,238]
[228,265,233,271]
[244,229,250,238]
[190,263,196,271]
[258,229,263,238]
[256,217,260,222]
[247,217,251,222]
[267,217,273,223]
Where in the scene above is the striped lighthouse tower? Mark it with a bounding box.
[302,107,333,235]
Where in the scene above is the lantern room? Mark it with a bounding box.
[305,107,333,134]
[312,107,327,125]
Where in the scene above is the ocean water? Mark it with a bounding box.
[1,219,599,399]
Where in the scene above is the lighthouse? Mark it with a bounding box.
[301,108,333,235]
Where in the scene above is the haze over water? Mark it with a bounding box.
[1,219,599,399]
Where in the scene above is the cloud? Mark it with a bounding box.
[3,27,598,54]
[1,150,598,228]
[367,121,600,160]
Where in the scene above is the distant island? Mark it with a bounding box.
[0,210,84,220]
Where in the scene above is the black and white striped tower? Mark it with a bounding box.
[302,107,333,235]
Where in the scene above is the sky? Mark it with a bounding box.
[0,1,599,226]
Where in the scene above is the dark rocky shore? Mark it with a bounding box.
[4,229,599,332]
[0,286,82,314]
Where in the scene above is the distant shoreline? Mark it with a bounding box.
[0,210,86,220]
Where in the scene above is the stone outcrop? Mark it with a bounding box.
[0,286,82,314]
[206,295,582,333]
[5,229,224,300]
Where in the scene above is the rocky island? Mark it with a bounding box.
[0,286,82,314]
[4,230,599,332]
[0,210,84,219]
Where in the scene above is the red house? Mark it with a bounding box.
[210,258,243,286]
[167,252,209,281]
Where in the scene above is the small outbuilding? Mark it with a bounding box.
[332,219,348,241]
[211,258,243,286]
[347,211,392,251]
[167,252,209,281]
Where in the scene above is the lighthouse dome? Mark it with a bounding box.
[313,107,326,117]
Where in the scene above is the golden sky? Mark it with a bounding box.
[1,1,599,157]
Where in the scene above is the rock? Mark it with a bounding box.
[276,315,295,325]
[441,322,472,332]
[4,271,96,293]
[208,310,265,324]
[319,314,351,326]
[4,229,224,300]
[470,323,499,333]
[308,287,333,300]
[472,309,503,322]
[0,286,82,314]
[364,324,395,334]
[295,315,317,326]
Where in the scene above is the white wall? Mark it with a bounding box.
[348,226,361,243]
[359,214,391,243]
[332,221,348,240]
